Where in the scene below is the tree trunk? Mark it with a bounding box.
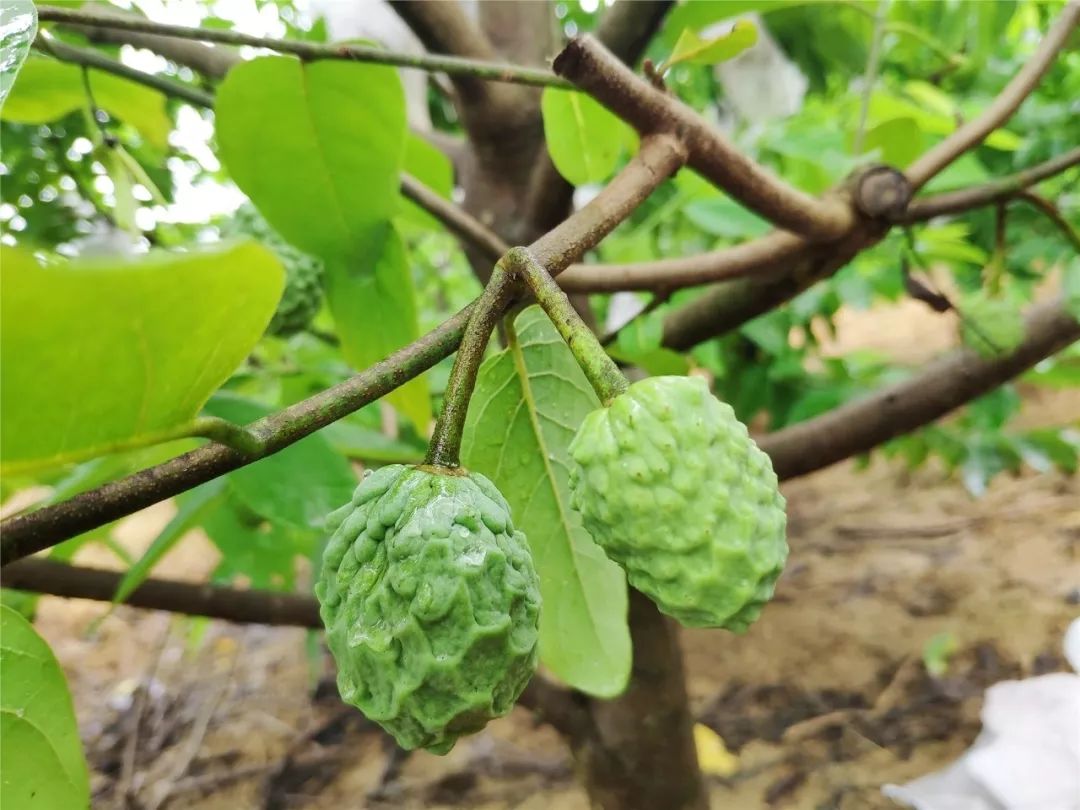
[451,8,707,807]
[571,591,708,810]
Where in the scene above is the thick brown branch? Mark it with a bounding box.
[2,558,321,627]
[905,1,1079,190]
[553,35,856,241]
[759,297,1080,479]
[0,137,686,565]
[900,147,1080,222]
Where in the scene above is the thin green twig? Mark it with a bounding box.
[35,5,572,89]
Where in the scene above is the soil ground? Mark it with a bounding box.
[23,302,1080,809]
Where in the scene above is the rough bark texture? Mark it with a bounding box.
[573,591,708,810]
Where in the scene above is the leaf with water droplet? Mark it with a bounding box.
[0,0,36,108]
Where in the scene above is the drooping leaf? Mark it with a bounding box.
[664,19,758,70]
[0,244,283,474]
[662,0,809,46]
[461,306,631,697]
[215,56,406,263]
[324,227,430,431]
[203,393,356,532]
[0,606,89,810]
[541,87,633,186]
[0,0,36,108]
[215,56,427,428]
[112,480,227,603]
[1,57,171,150]
[862,116,923,168]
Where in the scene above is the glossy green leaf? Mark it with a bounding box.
[203,393,356,531]
[1,57,171,150]
[664,19,758,70]
[399,133,454,230]
[0,606,89,810]
[869,92,1020,152]
[862,116,923,168]
[461,306,630,697]
[215,56,406,263]
[0,0,36,108]
[324,227,429,431]
[112,480,227,603]
[541,87,633,186]
[0,244,283,474]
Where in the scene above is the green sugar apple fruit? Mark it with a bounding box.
[316,464,541,754]
[221,202,324,336]
[959,292,1025,358]
[568,375,787,631]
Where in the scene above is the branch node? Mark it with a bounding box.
[851,164,912,221]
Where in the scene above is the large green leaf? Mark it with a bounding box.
[662,0,809,45]
[0,243,283,474]
[324,227,430,431]
[215,56,406,263]
[0,606,89,810]
[541,87,634,186]
[1,57,171,150]
[203,393,356,532]
[215,56,427,428]
[461,307,630,697]
[0,0,36,108]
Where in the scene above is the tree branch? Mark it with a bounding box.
[899,147,1080,222]
[400,173,509,259]
[2,557,321,627]
[758,297,1080,479]
[35,5,571,89]
[904,0,1079,191]
[1015,190,1080,253]
[553,35,857,241]
[34,31,215,108]
[0,136,686,566]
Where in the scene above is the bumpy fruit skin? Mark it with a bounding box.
[568,376,787,631]
[221,202,324,336]
[960,292,1025,358]
[316,464,541,754]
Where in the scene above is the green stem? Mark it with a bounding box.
[191,417,265,455]
[504,247,629,405]
[424,266,516,469]
[35,5,572,89]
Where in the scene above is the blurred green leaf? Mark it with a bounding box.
[0,244,283,474]
[541,87,633,185]
[2,57,171,150]
[922,631,957,677]
[862,116,923,167]
[399,133,453,230]
[0,605,89,810]
[664,19,758,70]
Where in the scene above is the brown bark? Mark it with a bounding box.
[573,591,708,810]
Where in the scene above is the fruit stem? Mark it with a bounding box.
[425,263,516,469]
[504,247,629,405]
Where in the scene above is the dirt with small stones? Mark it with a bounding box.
[22,302,1080,809]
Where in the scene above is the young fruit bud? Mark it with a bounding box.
[316,464,541,754]
[569,376,787,631]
